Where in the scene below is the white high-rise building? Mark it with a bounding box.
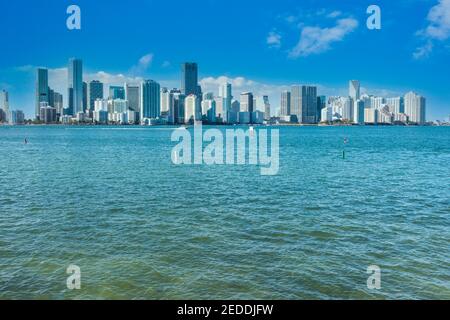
[349,80,360,100]
[386,97,404,115]
[219,83,232,118]
[353,99,365,124]
[185,94,200,124]
[404,91,426,125]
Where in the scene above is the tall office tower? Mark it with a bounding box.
[353,99,365,124]
[172,90,185,124]
[140,80,160,120]
[219,82,233,115]
[290,85,302,123]
[214,96,225,121]
[263,95,271,120]
[292,85,318,124]
[160,87,170,113]
[317,95,326,122]
[48,88,54,108]
[83,82,88,112]
[404,91,426,125]
[280,90,291,116]
[181,62,198,95]
[53,92,63,115]
[349,80,360,100]
[201,99,216,123]
[125,83,140,112]
[240,92,254,113]
[89,80,104,111]
[371,96,385,109]
[1,89,9,114]
[109,86,125,100]
[386,97,404,115]
[68,58,83,116]
[185,94,200,124]
[35,68,49,119]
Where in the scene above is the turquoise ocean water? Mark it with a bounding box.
[0,125,449,299]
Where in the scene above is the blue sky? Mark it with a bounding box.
[0,0,449,120]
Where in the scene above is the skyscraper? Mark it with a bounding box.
[109,86,125,100]
[140,80,160,120]
[291,85,318,123]
[83,82,88,112]
[181,63,198,96]
[280,91,291,116]
[240,92,254,113]
[125,83,140,112]
[404,91,426,125]
[263,95,271,120]
[68,58,83,115]
[349,80,360,100]
[36,68,49,119]
[353,99,365,124]
[0,90,9,122]
[185,94,200,124]
[89,80,104,111]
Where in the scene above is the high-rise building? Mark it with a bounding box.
[317,95,326,122]
[263,95,271,120]
[68,58,83,116]
[353,99,365,124]
[349,80,360,100]
[160,87,170,113]
[181,62,198,96]
[219,83,232,120]
[39,103,57,124]
[386,97,404,115]
[9,110,25,125]
[140,80,160,120]
[173,90,185,124]
[280,91,291,116]
[36,68,49,119]
[53,92,64,115]
[291,85,318,123]
[404,91,426,125]
[83,82,88,112]
[240,92,254,113]
[125,83,140,112]
[89,80,104,111]
[185,94,200,124]
[109,86,125,100]
[0,89,9,118]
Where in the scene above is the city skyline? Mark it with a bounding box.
[0,0,449,120]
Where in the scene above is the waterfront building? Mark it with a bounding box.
[321,106,333,122]
[35,68,48,119]
[370,96,385,110]
[173,91,185,124]
[185,94,200,124]
[39,102,57,124]
[181,62,198,96]
[364,108,379,124]
[201,98,216,123]
[291,85,318,124]
[379,105,393,124]
[83,82,88,112]
[93,110,108,124]
[404,91,426,125]
[263,95,271,120]
[214,96,226,122]
[280,90,291,116]
[68,58,84,116]
[109,86,125,100]
[9,110,25,125]
[317,95,326,122]
[353,99,365,124]
[253,110,265,124]
[161,87,170,113]
[349,80,360,100]
[53,92,63,115]
[140,80,160,120]
[0,89,9,122]
[238,112,251,124]
[89,80,104,111]
[125,83,140,113]
[386,97,404,115]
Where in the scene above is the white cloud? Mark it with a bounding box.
[161,60,171,68]
[414,0,450,58]
[289,18,358,58]
[129,53,154,75]
[326,11,342,19]
[413,41,434,60]
[266,31,282,48]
